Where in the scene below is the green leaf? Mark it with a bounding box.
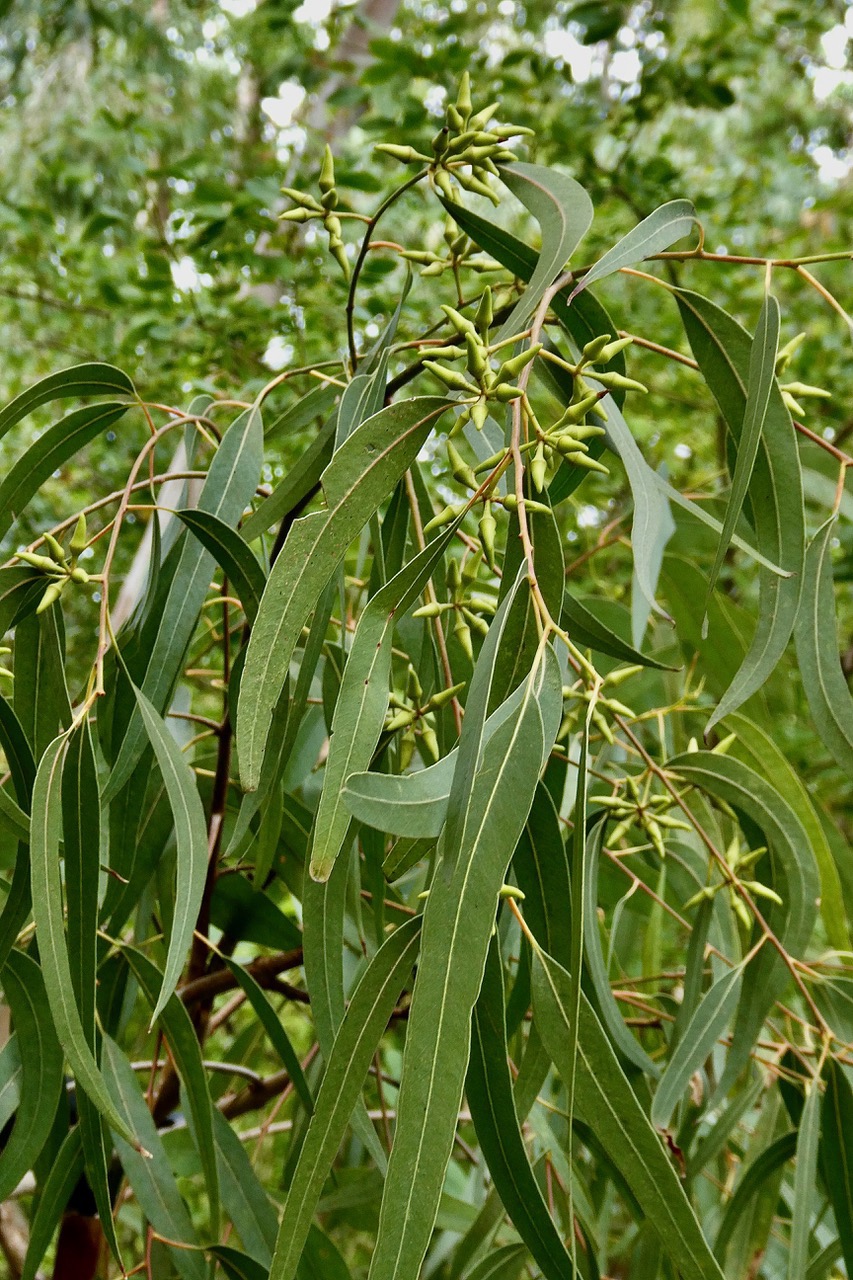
[176,508,267,622]
[209,1246,269,1280]
[367,647,561,1280]
[20,1125,84,1280]
[531,946,725,1280]
[794,517,853,779]
[224,955,314,1114]
[0,361,134,442]
[106,401,263,799]
[463,1244,528,1280]
[241,415,336,543]
[122,945,220,1239]
[705,293,780,609]
[789,1079,820,1280]
[721,710,850,953]
[211,872,302,952]
[563,589,675,670]
[134,686,209,1022]
[668,750,819,1094]
[311,518,461,881]
[676,289,804,730]
[30,734,138,1146]
[714,1132,796,1261]
[14,606,71,759]
[467,937,578,1280]
[651,966,742,1131]
[820,1059,853,1276]
[570,199,695,296]
[583,818,660,1076]
[269,916,421,1280]
[265,381,338,443]
[238,396,451,791]
[0,949,65,1199]
[210,1109,279,1264]
[102,1036,207,1280]
[0,401,129,539]
[496,161,593,339]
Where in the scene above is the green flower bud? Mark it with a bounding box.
[412,600,451,618]
[406,663,423,701]
[433,169,457,202]
[36,577,67,614]
[531,441,547,492]
[775,331,806,376]
[423,504,461,535]
[447,441,477,489]
[422,360,478,395]
[447,558,462,592]
[781,381,831,399]
[492,382,523,402]
[564,451,609,474]
[446,103,465,131]
[494,342,542,383]
[453,168,500,206]
[596,335,634,363]
[17,550,65,574]
[375,143,430,164]
[474,447,509,475]
[454,615,473,661]
[320,188,338,211]
[399,727,416,772]
[441,304,479,341]
[44,533,67,565]
[478,504,497,568]
[428,681,466,709]
[468,103,499,131]
[462,607,489,637]
[465,332,488,381]
[581,333,612,362]
[69,513,87,555]
[476,286,493,337]
[386,708,416,732]
[319,144,335,194]
[420,726,440,762]
[470,397,490,430]
[591,370,647,394]
[279,207,317,224]
[456,71,472,123]
[69,566,90,584]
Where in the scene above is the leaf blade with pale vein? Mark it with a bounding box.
[238,396,451,791]
[651,966,742,1130]
[134,687,209,1022]
[570,199,696,296]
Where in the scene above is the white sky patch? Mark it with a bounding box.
[811,142,851,183]
[263,336,294,371]
[262,81,306,128]
[674,442,692,459]
[293,0,332,22]
[171,256,201,292]
[821,23,849,69]
[424,84,447,116]
[610,48,642,83]
[219,0,256,15]
[543,28,599,83]
[577,504,603,529]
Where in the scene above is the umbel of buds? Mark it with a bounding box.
[16,513,91,614]
[375,72,533,209]
[279,145,350,279]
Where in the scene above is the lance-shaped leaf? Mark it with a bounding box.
[821,1059,853,1276]
[714,1132,796,1261]
[795,517,853,779]
[0,401,129,540]
[668,750,818,1095]
[463,1245,528,1280]
[496,162,593,340]
[269,917,421,1280]
[175,508,267,623]
[531,946,725,1280]
[0,949,65,1200]
[570,199,696,298]
[21,1129,84,1280]
[238,396,451,791]
[706,293,780,611]
[467,937,578,1280]
[134,687,209,1022]
[584,819,660,1076]
[651,966,742,1131]
[30,734,137,1146]
[789,1080,821,1280]
[721,710,850,953]
[311,518,461,882]
[102,1037,206,1280]
[209,1247,269,1280]
[336,359,388,448]
[344,658,556,839]
[0,361,133,441]
[563,589,675,670]
[241,414,336,543]
[122,945,220,1238]
[367,647,562,1280]
[676,289,804,730]
[224,956,313,1114]
[106,401,263,799]
[210,1109,278,1264]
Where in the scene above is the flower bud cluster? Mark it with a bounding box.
[16,514,90,615]
[279,146,350,279]
[591,768,691,859]
[375,72,533,208]
[383,661,466,767]
[412,554,496,661]
[683,834,780,929]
